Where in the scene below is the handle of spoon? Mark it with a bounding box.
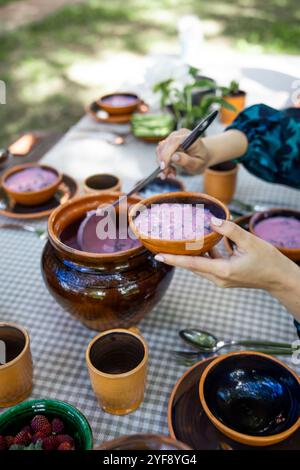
[237,340,292,349]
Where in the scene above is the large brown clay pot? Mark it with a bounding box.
[41,193,174,331]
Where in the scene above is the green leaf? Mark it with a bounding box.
[9,444,25,450]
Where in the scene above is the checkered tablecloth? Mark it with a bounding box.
[1,115,299,447]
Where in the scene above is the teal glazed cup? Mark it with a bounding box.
[0,399,93,450]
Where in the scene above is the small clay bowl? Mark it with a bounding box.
[84,173,121,194]
[96,434,191,450]
[129,191,230,256]
[199,351,300,447]
[2,163,62,206]
[136,176,185,199]
[0,398,93,449]
[249,208,300,261]
[97,92,140,115]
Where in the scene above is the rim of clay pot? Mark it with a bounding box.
[206,162,238,175]
[167,356,215,440]
[84,173,121,193]
[249,208,300,257]
[2,163,62,197]
[224,90,246,97]
[48,192,145,262]
[86,328,148,379]
[0,322,30,371]
[199,351,300,447]
[96,433,191,450]
[129,191,230,245]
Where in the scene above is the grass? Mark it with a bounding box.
[0,0,299,145]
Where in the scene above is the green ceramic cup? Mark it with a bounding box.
[0,399,93,450]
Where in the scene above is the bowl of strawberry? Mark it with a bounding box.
[0,399,93,450]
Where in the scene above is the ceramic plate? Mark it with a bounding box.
[86,101,149,124]
[0,174,79,219]
[168,358,300,450]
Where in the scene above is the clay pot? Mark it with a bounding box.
[220,91,246,125]
[2,163,62,206]
[0,323,33,407]
[84,173,121,194]
[203,162,238,204]
[41,193,174,331]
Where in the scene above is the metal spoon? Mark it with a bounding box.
[0,223,47,240]
[179,329,292,353]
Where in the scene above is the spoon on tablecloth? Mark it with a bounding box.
[173,329,293,360]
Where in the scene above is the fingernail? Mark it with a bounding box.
[160,161,165,170]
[211,216,223,226]
[155,254,164,262]
[172,153,180,162]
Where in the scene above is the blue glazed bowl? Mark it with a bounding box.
[199,351,300,446]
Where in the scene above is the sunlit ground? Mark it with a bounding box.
[0,0,299,144]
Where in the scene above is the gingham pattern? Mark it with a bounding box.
[0,119,299,447]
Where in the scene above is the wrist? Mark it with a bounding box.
[267,257,300,296]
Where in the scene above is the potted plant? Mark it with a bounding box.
[220,80,246,125]
[152,66,235,130]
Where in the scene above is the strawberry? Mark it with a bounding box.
[56,434,74,447]
[57,442,73,451]
[31,415,51,436]
[5,436,15,448]
[0,436,7,450]
[51,418,64,434]
[32,431,47,444]
[42,435,58,450]
[14,430,32,446]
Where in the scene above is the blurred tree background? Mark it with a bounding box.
[0,0,299,144]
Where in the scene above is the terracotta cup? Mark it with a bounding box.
[203,162,238,204]
[86,328,148,415]
[220,92,246,125]
[0,323,33,407]
[83,173,121,194]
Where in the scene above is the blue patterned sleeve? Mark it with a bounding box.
[227,104,300,189]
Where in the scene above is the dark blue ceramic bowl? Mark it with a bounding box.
[137,177,184,199]
[199,352,300,446]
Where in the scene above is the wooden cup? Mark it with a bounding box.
[0,323,33,407]
[86,328,148,415]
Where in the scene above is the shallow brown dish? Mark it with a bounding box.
[2,163,62,206]
[129,191,230,256]
[42,192,174,330]
[249,208,300,261]
[136,135,169,143]
[84,173,121,194]
[0,174,79,219]
[96,434,191,450]
[168,357,300,450]
[199,351,300,447]
[86,101,148,124]
[97,92,140,115]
